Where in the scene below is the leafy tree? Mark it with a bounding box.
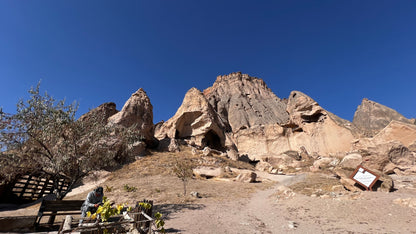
[0,83,139,199]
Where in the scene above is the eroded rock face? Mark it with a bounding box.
[353,98,413,137]
[78,102,118,124]
[108,88,156,146]
[155,88,227,151]
[203,72,289,131]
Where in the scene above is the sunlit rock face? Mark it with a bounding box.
[353,98,413,137]
[203,73,357,160]
[154,87,228,151]
[108,88,156,147]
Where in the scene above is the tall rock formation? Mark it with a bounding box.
[108,88,156,147]
[353,98,413,137]
[154,88,228,151]
[283,91,358,156]
[203,72,289,131]
[202,72,358,160]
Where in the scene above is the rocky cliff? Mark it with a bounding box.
[353,98,413,137]
[203,72,289,131]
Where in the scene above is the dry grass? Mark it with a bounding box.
[289,173,342,196]
[67,146,272,208]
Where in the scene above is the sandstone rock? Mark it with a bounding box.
[353,98,413,137]
[202,147,212,156]
[373,170,394,192]
[339,176,366,192]
[128,141,146,157]
[299,146,310,159]
[354,140,416,174]
[394,198,416,209]
[190,191,202,198]
[313,157,335,170]
[371,121,416,147]
[193,166,223,178]
[155,88,227,151]
[388,144,415,167]
[203,72,289,131]
[235,171,257,183]
[79,102,118,124]
[264,154,299,169]
[255,161,273,172]
[168,138,180,152]
[108,88,156,147]
[191,147,199,155]
[409,141,416,152]
[226,147,239,161]
[339,153,363,170]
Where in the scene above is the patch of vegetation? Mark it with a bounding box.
[123,184,137,192]
[0,82,140,199]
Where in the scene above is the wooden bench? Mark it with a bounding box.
[34,200,84,228]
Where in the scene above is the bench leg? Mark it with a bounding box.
[47,211,57,226]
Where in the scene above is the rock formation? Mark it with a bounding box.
[203,72,289,131]
[157,72,363,161]
[353,98,413,137]
[78,102,118,124]
[108,88,156,147]
[154,88,228,151]
[232,90,358,160]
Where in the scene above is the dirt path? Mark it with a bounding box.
[164,173,311,234]
[164,173,416,234]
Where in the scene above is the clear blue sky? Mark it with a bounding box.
[1,1,415,123]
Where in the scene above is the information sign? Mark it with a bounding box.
[350,165,380,191]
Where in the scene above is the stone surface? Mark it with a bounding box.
[193,166,223,178]
[313,157,336,170]
[203,72,289,131]
[353,98,413,137]
[339,153,363,170]
[235,171,257,183]
[128,141,146,157]
[108,88,156,147]
[155,87,228,151]
[79,102,118,124]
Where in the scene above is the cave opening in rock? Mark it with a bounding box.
[302,112,325,123]
[202,130,224,151]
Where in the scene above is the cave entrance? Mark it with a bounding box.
[202,130,224,151]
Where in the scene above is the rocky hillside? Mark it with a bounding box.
[84,72,416,178]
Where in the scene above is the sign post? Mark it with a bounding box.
[350,165,380,191]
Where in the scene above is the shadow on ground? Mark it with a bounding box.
[154,203,205,220]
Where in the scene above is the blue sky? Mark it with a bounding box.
[1,1,415,123]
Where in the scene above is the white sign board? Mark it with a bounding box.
[350,166,380,190]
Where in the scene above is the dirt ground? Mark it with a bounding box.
[2,150,416,233]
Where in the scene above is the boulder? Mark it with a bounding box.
[313,157,336,170]
[352,98,413,137]
[193,166,223,178]
[108,88,156,147]
[128,141,146,157]
[202,147,212,156]
[255,161,273,172]
[235,171,257,183]
[339,153,363,170]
